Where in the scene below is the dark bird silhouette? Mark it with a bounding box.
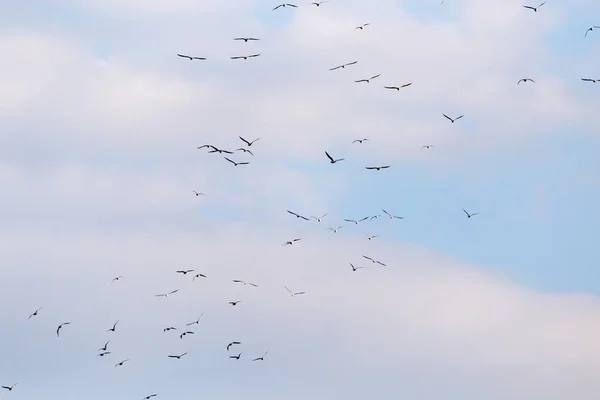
[239,136,261,146]
[224,157,250,166]
[384,83,412,90]
[1,384,17,391]
[325,151,345,164]
[177,54,206,60]
[229,301,242,306]
[192,190,206,196]
[330,61,358,71]
[180,331,194,339]
[362,255,386,266]
[350,263,366,271]
[98,351,111,357]
[168,353,188,359]
[354,23,370,30]
[517,78,535,85]
[365,234,380,241]
[176,269,194,275]
[28,307,42,319]
[442,113,464,123]
[287,210,310,221]
[233,280,258,287]
[355,74,381,83]
[284,238,302,246]
[236,148,254,156]
[344,217,368,224]
[365,165,390,170]
[581,78,599,83]
[154,289,179,298]
[234,37,260,42]
[420,145,435,150]
[253,351,269,361]
[273,3,297,10]
[57,322,71,337]
[462,208,479,219]
[523,2,546,12]
[164,327,177,332]
[229,352,242,359]
[98,340,110,351]
[143,395,158,400]
[111,276,123,283]
[227,341,242,351]
[284,285,306,297]
[193,273,207,281]
[352,138,368,143]
[310,213,328,222]
[186,315,203,326]
[585,26,600,37]
[114,359,130,367]
[204,145,234,154]
[107,320,119,333]
[312,0,328,5]
[382,209,404,220]
[231,54,261,60]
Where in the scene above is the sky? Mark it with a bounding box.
[1,0,600,399]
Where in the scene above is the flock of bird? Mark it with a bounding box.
[3,1,598,398]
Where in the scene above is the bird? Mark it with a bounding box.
[192,190,206,196]
[442,113,464,123]
[193,273,207,281]
[362,255,386,266]
[143,395,158,400]
[517,78,535,85]
[382,209,404,219]
[352,138,368,143]
[239,136,260,146]
[224,157,250,166]
[310,213,328,222]
[384,83,412,90]
[585,26,600,37]
[177,54,206,60]
[164,327,177,332]
[287,210,310,221]
[420,145,435,150]
[523,2,546,12]
[355,74,381,83]
[328,226,343,233]
[230,54,261,60]
[180,331,194,339]
[114,359,130,367]
[234,37,260,42]
[111,276,123,283]
[28,307,42,319]
[284,285,306,297]
[344,217,368,224]
[350,263,366,272]
[354,23,370,30]
[168,353,188,359]
[312,0,328,5]
[285,238,302,246]
[1,384,17,391]
[581,78,599,83]
[229,352,242,360]
[186,315,203,326]
[176,269,194,275]
[57,322,71,337]
[253,351,269,361]
[329,61,358,71]
[227,341,242,351]
[205,145,234,154]
[229,301,242,306]
[365,165,391,170]
[325,151,344,164]
[106,320,119,333]
[273,3,297,10]
[365,234,380,241]
[462,208,479,219]
[98,340,110,351]
[236,148,254,156]
[233,280,259,287]
[370,215,382,220]
[154,289,179,298]
[98,351,111,357]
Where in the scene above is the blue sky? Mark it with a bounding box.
[1,0,600,399]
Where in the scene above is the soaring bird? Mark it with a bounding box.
[205,145,234,154]
[1,384,17,391]
[231,54,261,60]
[114,359,130,367]
[28,307,42,319]
[352,138,368,143]
[227,341,242,351]
[177,54,206,60]
[287,210,310,220]
[354,23,370,30]
[581,78,599,83]
[420,145,435,150]
[154,289,179,298]
[585,26,600,37]
[382,209,404,220]
[176,269,195,275]
[180,331,194,339]
[224,157,250,166]
[98,340,110,351]
[236,148,254,156]
[384,83,412,90]
[229,352,242,360]
[239,136,261,147]
[143,395,158,400]
[253,351,269,361]
[350,263,366,272]
[329,61,358,71]
[284,238,302,246]
[193,273,207,281]
[462,208,479,219]
[233,280,259,287]
[344,217,368,224]
[284,285,306,297]
[98,351,111,357]
[310,213,328,222]
[312,1,328,5]
[517,78,535,85]
[325,151,345,164]
[523,2,546,12]
[168,353,188,359]
[370,214,381,220]
[192,190,206,196]
[57,322,71,337]
[273,3,297,10]
[365,165,390,170]
[234,37,260,42]
[164,327,177,332]
[186,315,203,326]
[111,276,123,283]
[107,320,119,333]
[229,301,242,306]
[328,226,343,233]
[365,234,380,241]
[363,255,386,266]
[355,74,381,83]
[442,113,464,123]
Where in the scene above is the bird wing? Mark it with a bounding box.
[363,255,374,261]
[345,61,358,66]
[295,292,306,295]
[401,82,413,88]
[370,74,381,80]
[442,113,453,122]
[284,285,293,294]
[325,151,334,162]
[523,5,535,10]
[582,78,593,81]
[329,65,342,70]
[359,217,369,222]
[344,219,356,223]
[455,115,464,120]
[168,289,179,295]
[273,4,282,9]
[365,167,375,170]
[462,208,470,216]
[177,54,190,58]
[384,86,399,90]
[538,1,546,7]
[224,157,235,164]
[382,209,391,216]
[230,56,242,59]
[355,79,368,83]
[248,54,261,57]
[238,161,250,165]
[377,261,387,266]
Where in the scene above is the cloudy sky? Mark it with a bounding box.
[1,0,600,399]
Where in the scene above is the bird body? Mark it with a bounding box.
[442,113,464,123]
[285,238,302,246]
[1,384,17,391]
[231,54,261,60]
[227,341,242,351]
[363,255,386,266]
[180,331,194,339]
[582,78,599,83]
[517,78,535,85]
[154,289,179,298]
[230,352,242,359]
[355,74,381,83]
[585,26,600,37]
[523,2,546,12]
[365,166,390,170]
[382,209,403,220]
[233,280,259,287]
[28,307,42,319]
[352,138,368,143]
[384,83,412,90]
[310,213,328,222]
[354,23,370,30]
[328,226,343,233]
[193,273,207,281]
[225,157,250,166]
[168,353,188,359]
[325,151,345,164]
[177,54,206,60]
[330,61,358,71]
[462,208,479,219]
[284,285,306,297]
[273,3,297,10]
[107,320,119,332]
[176,269,194,275]
[287,210,310,220]
[57,322,71,337]
[115,359,130,367]
[234,37,260,42]
[344,217,368,224]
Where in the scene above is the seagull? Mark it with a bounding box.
[365,234,380,241]
[355,74,381,83]
[365,165,391,170]
[233,280,259,287]
[193,273,207,281]
[176,269,195,275]
[285,238,302,246]
[517,78,535,85]
[227,341,242,351]
[28,307,43,319]
[325,151,345,164]
[114,359,130,367]
[344,217,368,224]
[164,327,177,332]
[111,276,123,283]
[168,353,188,359]
[287,210,310,221]
[354,23,370,30]
[106,320,119,333]
[253,351,269,361]
[284,285,306,297]
[310,213,328,222]
[180,331,194,339]
[350,263,366,272]
[462,208,479,219]
[177,54,206,60]
[382,209,404,219]
[234,37,260,42]
[273,3,297,10]
[362,255,386,266]
[98,340,110,351]
[581,78,599,83]
[229,352,242,360]
[192,190,206,196]
[329,61,358,71]
[236,148,254,156]
[239,136,261,147]
[229,301,242,306]
[98,351,111,357]
[328,226,343,233]
[186,315,203,326]
[230,54,261,60]
[206,145,234,154]
[352,138,368,143]
[224,157,250,166]
[154,289,179,298]
[420,145,435,150]
[523,2,546,12]
[585,26,600,37]
[384,83,412,90]
[143,395,158,400]
[1,384,17,391]
[370,215,382,220]
[442,113,464,123]
[312,1,328,5]
[57,322,71,337]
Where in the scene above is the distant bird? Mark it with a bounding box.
[231,54,261,60]
[273,3,297,10]
[344,217,368,224]
[164,327,177,332]
[239,136,261,147]
[236,148,254,156]
[312,0,328,5]
[350,263,366,272]
[253,351,269,361]
[180,331,194,339]
[107,320,119,333]
[462,208,479,219]
[193,273,207,281]
[186,315,203,326]
[229,352,242,360]
[205,145,234,154]
[176,269,194,275]
[98,340,110,351]
[177,54,206,60]
[1,384,17,391]
[355,74,381,83]
[362,255,386,266]
[384,83,412,90]
[143,395,158,400]
[234,37,260,42]
[192,190,206,196]
[382,209,404,220]
[229,301,242,306]
[285,238,302,246]
[57,322,71,337]
[365,165,390,170]
[98,351,111,357]
[328,226,343,233]
[114,359,130,367]
[310,213,328,222]
[168,353,188,359]
[284,285,306,297]
[354,23,370,30]
[420,145,435,150]
[227,341,242,351]
[330,61,358,71]
[224,157,250,166]
[233,280,258,287]
[370,215,381,220]
[287,210,310,221]
[442,113,464,123]
[28,307,42,319]
[585,26,600,37]
[111,276,123,283]
[517,78,535,85]
[352,138,368,144]
[325,151,345,164]
[154,289,179,298]
[523,2,546,12]
[581,78,599,83]
[365,234,380,241]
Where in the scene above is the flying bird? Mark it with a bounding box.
[344,217,368,224]
[114,359,130,367]
[227,341,242,351]
[328,226,343,233]
[186,315,203,326]
[352,138,368,143]
[224,157,250,166]
[354,23,370,30]
[462,208,479,219]
[273,3,297,10]
[365,234,380,241]
[329,61,358,71]
[517,78,535,85]
[231,54,261,60]
[420,145,435,150]
[28,307,43,319]
[193,273,207,281]
[585,26,600,37]
[365,165,390,170]
[177,54,206,60]
[176,269,195,275]
[370,215,381,220]
[362,255,386,266]
[312,1,328,5]
[180,331,194,339]
[234,37,260,42]
[111,276,123,283]
[442,113,464,123]
[98,351,111,357]
[581,78,599,83]
[287,210,310,221]
[239,136,260,146]
[310,213,328,222]
[523,2,546,12]
[229,301,242,306]
[98,340,110,351]
[192,190,206,196]
[233,280,259,287]
[384,83,412,90]
[143,395,158,400]
[229,352,242,360]
[206,145,234,154]
[253,351,269,361]
[355,74,381,83]
[164,327,177,332]
[106,320,119,333]
[325,151,345,164]
[382,209,404,219]
[285,238,302,246]
[57,322,71,337]
[1,384,17,391]
[168,353,188,359]
[350,263,366,272]
[236,148,254,156]
[284,285,306,297]
[154,289,179,298]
